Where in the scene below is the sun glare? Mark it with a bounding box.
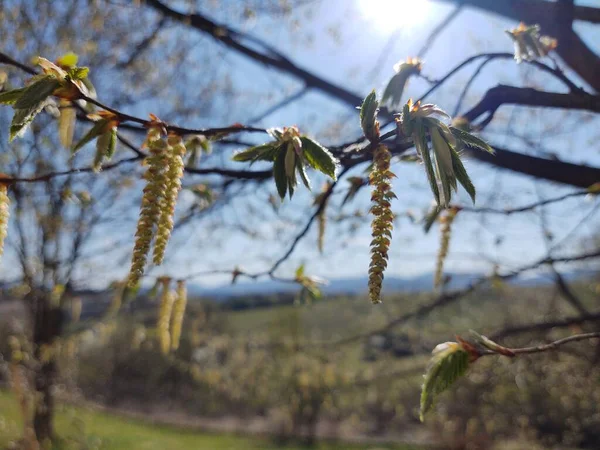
[357,0,432,33]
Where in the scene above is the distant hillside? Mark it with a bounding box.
[187,270,581,301]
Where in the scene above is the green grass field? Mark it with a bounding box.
[0,390,420,450]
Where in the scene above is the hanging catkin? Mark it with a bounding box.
[368,144,396,304]
[170,280,187,352]
[0,181,9,261]
[434,207,459,288]
[153,134,186,265]
[128,128,168,287]
[157,278,174,355]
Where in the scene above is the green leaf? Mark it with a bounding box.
[0,87,26,105]
[413,121,440,205]
[105,128,118,160]
[232,143,278,163]
[296,156,311,190]
[9,100,50,141]
[450,147,476,204]
[382,62,421,110]
[273,145,288,200]
[14,76,60,109]
[420,342,470,421]
[72,118,110,154]
[301,137,338,180]
[68,66,89,81]
[287,162,297,199]
[284,144,296,177]
[359,89,379,142]
[295,264,305,279]
[450,127,495,154]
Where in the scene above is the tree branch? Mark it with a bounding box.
[433,0,600,92]
[459,190,592,214]
[463,85,600,125]
[483,332,600,356]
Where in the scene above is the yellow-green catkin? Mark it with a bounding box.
[0,183,9,260]
[157,278,174,355]
[153,135,186,265]
[434,207,459,289]
[368,144,395,304]
[128,128,168,287]
[170,280,187,352]
[316,183,330,254]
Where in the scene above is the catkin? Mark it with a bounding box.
[434,207,458,288]
[368,144,395,304]
[316,183,330,254]
[170,280,187,352]
[128,128,168,287]
[157,278,174,355]
[153,135,186,265]
[0,183,9,260]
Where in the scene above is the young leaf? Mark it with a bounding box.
[450,127,494,154]
[10,100,50,141]
[381,60,421,110]
[0,88,26,105]
[300,137,338,180]
[72,118,111,154]
[68,67,89,81]
[273,146,288,199]
[14,76,60,110]
[450,148,476,204]
[360,89,379,142]
[413,121,440,205]
[296,156,311,190]
[105,128,118,159]
[232,143,278,163]
[420,342,470,421]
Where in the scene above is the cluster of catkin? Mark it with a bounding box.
[128,129,186,288]
[434,207,459,289]
[157,278,187,354]
[368,144,396,304]
[0,182,9,261]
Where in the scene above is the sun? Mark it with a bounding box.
[357,0,432,33]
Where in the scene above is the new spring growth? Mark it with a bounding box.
[398,99,492,208]
[368,144,396,304]
[153,134,186,265]
[505,23,557,63]
[0,53,92,141]
[128,126,168,287]
[232,126,338,200]
[382,58,422,110]
[170,280,187,352]
[434,206,460,289]
[157,277,175,355]
[0,177,10,261]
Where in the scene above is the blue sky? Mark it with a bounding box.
[137,0,598,289]
[2,0,599,290]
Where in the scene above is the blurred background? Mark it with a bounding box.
[0,0,599,449]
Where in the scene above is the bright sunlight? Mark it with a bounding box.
[357,0,433,32]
